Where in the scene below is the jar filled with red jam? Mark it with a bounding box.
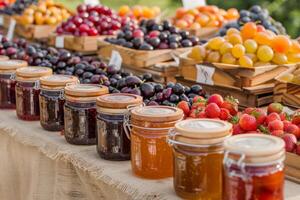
[64,84,109,145]
[0,60,28,109]
[129,106,183,179]
[15,67,53,121]
[223,134,285,200]
[96,93,143,161]
[39,75,79,131]
[168,119,232,200]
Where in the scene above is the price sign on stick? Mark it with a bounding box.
[182,0,206,9]
[196,64,214,85]
[84,0,100,6]
[109,50,122,70]
[7,19,16,41]
[55,36,64,48]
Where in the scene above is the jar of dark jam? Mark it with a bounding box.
[39,75,79,131]
[96,93,143,161]
[0,60,27,109]
[64,84,109,145]
[15,67,53,121]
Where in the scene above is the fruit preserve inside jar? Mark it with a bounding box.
[0,60,27,109]
[96,93,143,161]
[15,67,52,121]
[168,119,232,200]
[39,75,79,131]
[223,134,285,200]
[64,84,108,145]
[129,106,183,179]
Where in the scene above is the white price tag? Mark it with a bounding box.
[196,64,214,85]
[109,50,122,70]
[55,36,64,48]
[6,19,16,41]
[84,0,100,6]
[182,0,206,9]
[0,16,3,26]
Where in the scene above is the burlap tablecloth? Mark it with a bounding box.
[0,109,300,200]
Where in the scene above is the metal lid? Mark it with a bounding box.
[0,60,28,72]
[96,93,143,109]
[131,106,183,122]
[224,134,285,164]
[16,67,52,81]
[40,75,79,89]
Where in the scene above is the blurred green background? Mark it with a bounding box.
[59,0,300,38]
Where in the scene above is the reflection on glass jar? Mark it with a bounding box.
[96,93,143,161]
[168,119,232,200]
[129,106,183,179]
[15,67,52,121]
[223,134,285,200]
[63,84,108,145]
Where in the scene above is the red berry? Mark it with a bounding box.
[268,120,283,132]
[292,111,300,125]
[239,114,257,131]
[205,103,221,118]
[232,124,244,135]
[250,108,267,125]
[208,94,224,107]
[79,24,90,33]
[193,95,205,103]
[271,130,284,137]
[286,124,300,139]
[133,29,144,38]
[265,112,281,125]
[148,30,160,38]
[279,112,288,121]
[244,107,254,114]
[267,102,283,114]
[282,134,297,152]
[220,96,238,116]
[177,101,190,116]
[283,120,292,131]
[219,108,231,120]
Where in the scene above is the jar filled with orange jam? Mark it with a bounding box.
[223,134,285,200]
[168,119,232,200]
[129,106,183,179]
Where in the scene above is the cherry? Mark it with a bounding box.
[79,24,90,33]
[133,29,144,38]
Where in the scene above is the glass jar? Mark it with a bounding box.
[64,84,108,145]
[15,67,53,121]
[128,106,183,179]
[168,119,232,200]
[96,93,143,161]
[223,134,285,200]
[0,60,27,109]
[39,75,79,131]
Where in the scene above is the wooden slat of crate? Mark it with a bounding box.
[285,152,300,184]
[176,77,274,108]
[187,27,218,39]
[2,15,11,29]
[15,24,57,39]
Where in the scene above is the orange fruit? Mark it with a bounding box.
[289,40,300,53]
[195,14,210,26]
[175,19,189,29]
[228,33,243,45]
[272,35,292,54]
[225,8,239,20]
[241,22,257,39]
[176,8,187,19]
[118,5,130,16]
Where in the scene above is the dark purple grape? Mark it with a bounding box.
[180,94,189,102]
[188,93,198,99]
[147,101,159,106]
[117,78,126,89]
[184,86,191,94]
[95,68,104,74]
[107,64,119,75]
[142,73,153,82]
[125,76,142,87]
[121,87,132,93]
[154,84,164,93]
[85,65,96,72]
[191,85,203,94]
[82,72,93,79]
[140,83,155,98]
[112,89,120,93]
[129,88,141,96]
[103,80,110,86]
[83,79,91,84]
[166,82,175,88]
[75,69,84,76]
[169,94,179,103]
[163,88,172,99]
[172,83,184,95]
[111,74,122,80]
[90,75,101,83]
[109,78,118,87]
[156,92,164,102]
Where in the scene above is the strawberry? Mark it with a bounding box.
[177,101,190,116]
[285,124,300,139]
[220,96,239,116]
[189,109,197,118]
[193,96,205,103]
[268,120,284,132]
[258,125,269,134]
[279,112,290,121]
[197,110,206,118]
[271,130,284,137]
[267,102,283,114]
[296,143,300,156]
[265,113,281,125]
[230,115,240,124]
[281,134,297,152]
[192,101,206,109]
[207,94,224,107]
[233,124,244,135]
[219,108,231,121]
[244,107,254,114]
[292,111,300,125]
[283,120,292,131]
[239,114,257,131]
[250,108,267,125]
[205,103,221,118]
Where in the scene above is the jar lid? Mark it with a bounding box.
[16,67,52,81]
[96,93,143,109]
[131,106,183,122]
[65,84,109,97]
[224,134,285,164]
[40,75,79,89]
[0,56,9,61]
[0,60,28,71]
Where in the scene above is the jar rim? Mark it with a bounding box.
[0,59,27,70]
[16,67,52,79]
[65,84,108,97]
[40,75,79,88]
[97,106,128,115]
[96,93,143,109]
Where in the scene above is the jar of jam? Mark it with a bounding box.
[128,106,183,179]
[0,60,27,109]
[96,93,143,161]
[168,119,232,200]
[223,134,285,200]
[39,75,79,131]
[64,84,109,145]
[15,67,53,121]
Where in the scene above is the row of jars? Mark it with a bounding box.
[0,59,286,199]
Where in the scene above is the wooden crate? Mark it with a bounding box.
[186,27,219,39]
[179,52,293,88]
[98,40,190,68]
[15,23,57,39]
[177,77,274,108]
[285,152,300,184]
[122,61,179,84]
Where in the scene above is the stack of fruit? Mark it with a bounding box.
[173,5,239,30]
[188,22,300,67]
[105,19,201,50]
[56,4,137,36]
[0,0,37,15]
[14,0,71,26]
[118,5,160,21]
[219,5,286,36]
